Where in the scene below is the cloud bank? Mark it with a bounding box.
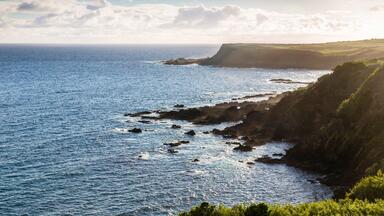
[0,0,382,43]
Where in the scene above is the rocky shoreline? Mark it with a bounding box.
[126,59,384,198]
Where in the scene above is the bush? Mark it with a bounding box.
[347,170,384,201]
[180,200,384,216]
[245,203,268,216]
[180,172,384,216]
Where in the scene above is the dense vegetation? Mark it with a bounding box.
[200,39,384,69]
[279,59,384,184]
[180,171,384,216]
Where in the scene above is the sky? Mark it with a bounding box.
[1,0,384,44]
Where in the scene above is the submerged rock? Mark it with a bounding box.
[192,159,199,162]
[270,78,311,85]
[124,111,151,117]
[129,128,142,133]
[174,104,185,108]
[185,130,196,136]
[138,120,151,124]
[233,144,253,152]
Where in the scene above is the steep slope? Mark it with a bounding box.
[286,62,384,182]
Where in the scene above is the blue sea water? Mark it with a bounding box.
[0,45,332,216]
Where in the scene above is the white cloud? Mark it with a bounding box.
[167,5,241,28]
[16,0,77,12]
[370,5,384,12]
[0,0,380,43]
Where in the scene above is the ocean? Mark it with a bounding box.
[0,45,332,215]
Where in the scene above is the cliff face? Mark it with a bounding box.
[200,44,344,69]
[199,40,384,69]
[265,60,384,183]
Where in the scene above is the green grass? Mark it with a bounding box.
[238,39,384,56]
[180,171,384,216]
[203,39,384,69]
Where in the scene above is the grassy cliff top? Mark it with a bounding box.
[200,39,384,69]
[223,39,384,56]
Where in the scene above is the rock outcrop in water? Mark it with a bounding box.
[158,93,283,125]
[129,128,142,133]
[163,58,203,65]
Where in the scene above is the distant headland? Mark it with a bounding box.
[164,39,384,69]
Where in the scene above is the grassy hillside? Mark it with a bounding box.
[180,171,384,216]
[200,39,384,69]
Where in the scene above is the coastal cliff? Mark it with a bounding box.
[166,39,384,69]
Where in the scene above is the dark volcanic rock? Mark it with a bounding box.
[138,120,151,124]
[255,156,285,164]
[160,108,204,121]
[164,140,190,147]
[174,104,185,108]
[171,124,181,129]
[192,159,199,162]
[247,161,255,165]
[185,130,196,136]
[141,115,159,120]
[233,144,253,152]
[129,128,142,133]
[225,141,241,145]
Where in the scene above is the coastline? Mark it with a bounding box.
[129,58,384,200]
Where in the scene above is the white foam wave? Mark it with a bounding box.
[185,169,207,176]
[138,152,150,160]
[112,127,129,134]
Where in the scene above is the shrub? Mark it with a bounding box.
[347,170,384,202]
[180,200,384,216]
[245,203,268,216]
